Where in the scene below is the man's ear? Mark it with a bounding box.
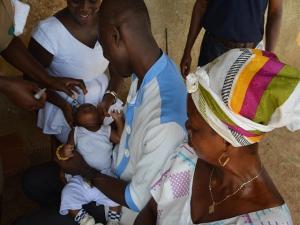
[112,25,121,47]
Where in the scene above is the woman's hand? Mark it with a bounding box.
[47,76,87,97]
[0,77,46,111]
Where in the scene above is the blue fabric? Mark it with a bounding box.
[156,58,187,129]
[115,51,187,177]
[124,53,168,135]
[203,0,268,42]
[114,155,130,178]
[125,185,140,212]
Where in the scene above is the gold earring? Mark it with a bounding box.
[218,152,230,167]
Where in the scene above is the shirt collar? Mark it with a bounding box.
[131,50,168,105]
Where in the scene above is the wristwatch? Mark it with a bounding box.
[105,90,117,104]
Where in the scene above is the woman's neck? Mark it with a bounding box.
[212,152,263,192]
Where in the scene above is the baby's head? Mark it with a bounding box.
[75,103,103,131]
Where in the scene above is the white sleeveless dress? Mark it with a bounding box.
[32,16,109,143]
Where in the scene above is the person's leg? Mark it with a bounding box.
[22,161,63,206]
[13,206,77,225]
[20,167,106,225]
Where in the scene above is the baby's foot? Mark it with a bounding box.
[107,210,121,225]
[106,221,120,225]
[74,209,103,225]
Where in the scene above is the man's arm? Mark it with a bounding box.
[265,0,283,52]
[134,198,157,225]
[110,111,124,144]
[56,123,185,210]
[180,0,208,76]
[98,64,124,117]
[55,150,129,207]
[1,37,86,96]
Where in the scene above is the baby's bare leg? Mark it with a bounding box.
[69,209,80,218]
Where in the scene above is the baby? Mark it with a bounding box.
[56,103,123,225]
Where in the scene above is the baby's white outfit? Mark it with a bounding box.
[60,125,119,215]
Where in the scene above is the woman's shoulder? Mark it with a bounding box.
[175,144,198,166]
[150,144,197,201]
[35,16,61,31]
[32,16,67,54]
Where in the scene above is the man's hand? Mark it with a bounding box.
[0,77,46,111]
[97,93,115,118]
[59,169,67,185]
[55,150,97,178]
[47,76,87,97]
[180,52,192,77]
[110,110,124,123]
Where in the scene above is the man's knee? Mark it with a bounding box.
[22,162,62,205]
[13,207,77,225]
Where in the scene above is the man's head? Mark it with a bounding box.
[97,0,153,77]
[75,103,103,131]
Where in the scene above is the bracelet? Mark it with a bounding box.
[56,144,69,161]
[105,90,117,104]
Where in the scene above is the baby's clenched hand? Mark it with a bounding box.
[61,144,75,159]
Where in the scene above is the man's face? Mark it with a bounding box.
[98,22,132,77]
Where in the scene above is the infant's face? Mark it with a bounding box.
[75,104,103,131]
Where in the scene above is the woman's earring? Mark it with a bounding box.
[218,152,230,167]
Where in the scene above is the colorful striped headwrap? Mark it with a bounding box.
[186,48,300,147]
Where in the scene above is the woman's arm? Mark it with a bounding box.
[27,38,74,126]
[1,36,86,96]
[180,0,208,76]
[134,198,158,225]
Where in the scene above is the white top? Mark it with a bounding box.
[74,126,113,172]
[33,16,109,136]
[151,144,294,225]
[12,0,30,36]
[113,53,187,212]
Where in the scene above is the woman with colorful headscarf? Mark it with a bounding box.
[134,48,297,225]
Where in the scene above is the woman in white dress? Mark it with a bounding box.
[22,1,123,225]
[28,0,122,144]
